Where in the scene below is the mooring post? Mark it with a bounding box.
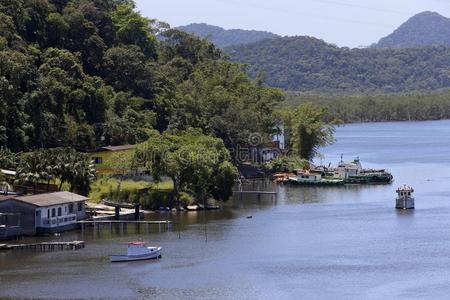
[134,204,140,221]
[115,206,120,220]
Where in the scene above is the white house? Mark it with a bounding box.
[0,192,87,234]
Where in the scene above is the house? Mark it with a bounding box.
[88,145,136,175]
[0,192,87,235]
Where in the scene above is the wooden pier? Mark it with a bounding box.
[0,241,85,251]
[78,220,173,233]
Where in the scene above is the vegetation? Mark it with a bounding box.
[278,104,335,160]
[285,91,450,123]
[0,0,282,153]
[0,0,339,204]
[0,147,95,195]
[374,11,450,49]
[263,156,309,173]
[136,130,238,205]
[226,36,450,93]
[177,23,279,48]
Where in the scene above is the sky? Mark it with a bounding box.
[135,0,450,48]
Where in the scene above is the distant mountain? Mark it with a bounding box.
[226,35,450,92]
[177,23,279,48]
[374,11,450,48]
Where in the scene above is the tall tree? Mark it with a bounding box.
[280,103,335,160]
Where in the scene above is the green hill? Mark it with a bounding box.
[374,11,450,49]
[177,23,279,48]
[226,36,450,92]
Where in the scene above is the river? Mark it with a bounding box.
[2,120,450,299]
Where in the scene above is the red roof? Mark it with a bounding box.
[128,242,145,245]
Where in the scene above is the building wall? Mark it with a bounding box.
[35,201,86,229]
[0,200,36,235]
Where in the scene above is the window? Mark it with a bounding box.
[51,208,56,217]
[93,157,103,164]
[78,202,83,212]
[57,207,62,216]
[47,209,50,218]
[69,204,74,213]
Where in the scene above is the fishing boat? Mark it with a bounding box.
[395,185,415,209]
[109,242,162,262]
[335,156,393,184]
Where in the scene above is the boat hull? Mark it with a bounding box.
[109,247,162,262]
[396,198,415,210]
[288,179,344,186]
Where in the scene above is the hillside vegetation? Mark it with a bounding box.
[374,11,450,49]
[226,36,450,93]
[177,23,279,48]
[0,0,284,152]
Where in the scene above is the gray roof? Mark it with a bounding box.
[14,192,88,207]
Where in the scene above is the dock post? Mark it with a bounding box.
[134,204,140,221]
[115,206,120,220]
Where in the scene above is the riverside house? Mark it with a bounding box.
[0,191,87,235]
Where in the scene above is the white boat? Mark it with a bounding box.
[109,242,162,262]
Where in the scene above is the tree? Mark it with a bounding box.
[136,129,238,205]
[280,103,335,160]
[16,148,95,195]
[111,4,157,59]
[170,60,284,150]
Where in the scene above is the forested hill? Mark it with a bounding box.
[374,11,450,49]
[177,23,279,48]
[0,0,283,152]
[226,36,450,92]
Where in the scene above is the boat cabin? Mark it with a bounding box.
[127,242,151,256]
[292,170,322,183]
[396,185,415,210]
[336,156,362,179]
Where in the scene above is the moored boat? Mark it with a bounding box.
[288,170,344,186]
[109,242,162,262]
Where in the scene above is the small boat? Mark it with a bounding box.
[396,185,415,210]
[109,242,162,262]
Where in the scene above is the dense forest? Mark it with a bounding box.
[226,36,450,92]
[374,11,450,49]
[177,23,279,48]
[286,90,450,123]
[0,0,284,152]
